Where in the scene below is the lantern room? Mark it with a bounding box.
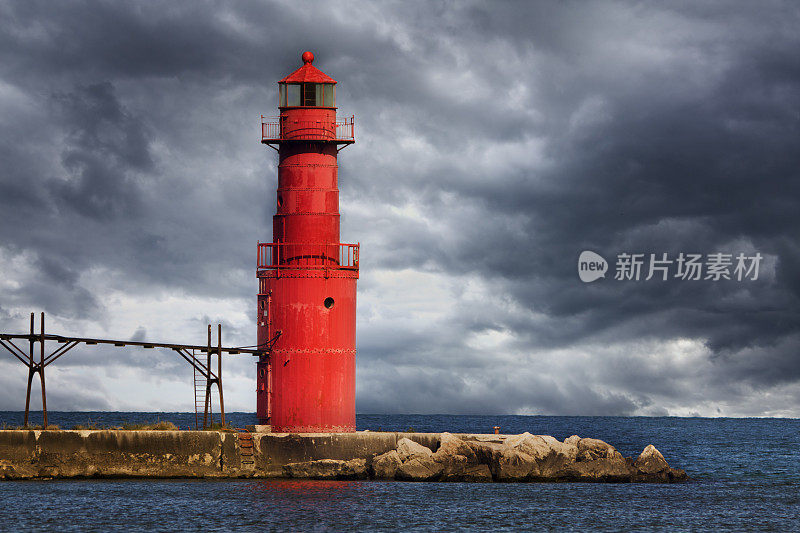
[262,51,354,146]
[278,51,336,108]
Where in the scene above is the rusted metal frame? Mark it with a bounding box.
[0,338,30,365]
[24,366,47,428]
[0,333,260,355]
[204,325,212,430]
[2,334,240,372]
[217,323,225,426]
[2,316,262,429]
[23,314,34,426]
[1,336,80,367]
[171,347,217,381]
[38,312,46,428]
[192,356,200,430]
[174,342,221,431]
[19,312,48,428]
[42,340,80,367]
[263,330,281,353]
[223,332,279,354]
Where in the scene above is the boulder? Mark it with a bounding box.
[396,456,444,481]
[436,453,470,481]
[468,441,535,481]
[397,438,433,462]
[561,456,634,482]
[634,445,669,474]
[495,448,537,481]
[283,458,367,480]
[543,435,579,462]
[664,467,689,482]
[466,439,500,463]
[371,450,402,479]
[576,438,623,462]
[429,434,488,480]
[505,432,551,460]
[432,432,478,464]
[502,433,578,477]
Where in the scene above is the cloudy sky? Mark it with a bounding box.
[0,1,798,417]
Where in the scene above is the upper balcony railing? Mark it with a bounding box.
[261,115,355,144]
[257,242,359,271]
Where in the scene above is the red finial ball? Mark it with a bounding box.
[302,51,314,64]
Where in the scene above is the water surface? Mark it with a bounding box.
[1,413,798,531]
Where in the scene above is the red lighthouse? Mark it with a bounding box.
[256,52,358,433]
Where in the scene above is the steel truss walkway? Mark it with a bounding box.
[0,312,280,429]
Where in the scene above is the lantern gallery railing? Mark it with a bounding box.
[257,242,359,271]
[261,116,355,143]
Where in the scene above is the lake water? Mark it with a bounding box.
[1,412,799,531]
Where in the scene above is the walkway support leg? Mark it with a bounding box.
[203,324,212,429]
[217,323,225,427]
[40,312,47,429]
[24,369,33,427]
[203,384,211,430]
[24,313,34,427]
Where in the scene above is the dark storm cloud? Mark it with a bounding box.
[52,82,151,220]
[0,0,798,415]
[346,1,800,413]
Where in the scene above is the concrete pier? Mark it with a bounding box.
[0,430,686,482]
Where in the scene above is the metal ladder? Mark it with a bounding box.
[193,350,211,430]
[238,432,255,469]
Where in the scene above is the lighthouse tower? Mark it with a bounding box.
[256,52,358,432]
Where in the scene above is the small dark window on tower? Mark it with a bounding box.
[324,297,335,309]
[303,83,316,106]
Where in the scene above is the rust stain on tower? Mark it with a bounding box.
[256,51,358,432]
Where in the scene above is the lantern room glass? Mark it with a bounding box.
[279,83,335,107]
[322,84,334,107]
[287,84,301,106]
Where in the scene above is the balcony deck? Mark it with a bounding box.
[257,242,359,272]
[261,115,355,146]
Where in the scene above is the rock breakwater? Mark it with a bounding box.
[282,432,686,482]
[0,429,686,482]
[357,433,686,482]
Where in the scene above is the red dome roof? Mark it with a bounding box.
[280,51,337,84]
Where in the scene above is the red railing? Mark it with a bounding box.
[261,116,355,142]
[257,242,359,271]
[335,117,355,141]
[261,119,280,140]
